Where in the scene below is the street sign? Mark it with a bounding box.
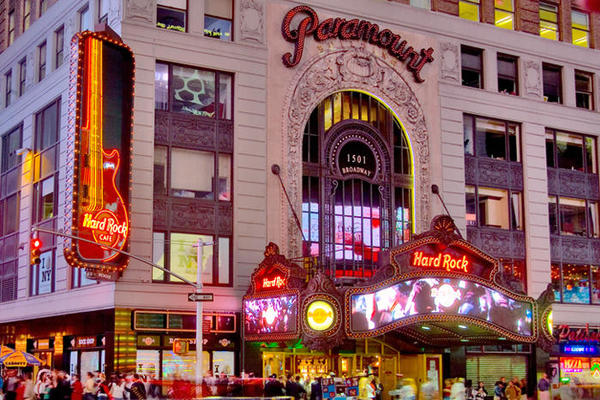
[86,268,120,281]
[188,293,214,302]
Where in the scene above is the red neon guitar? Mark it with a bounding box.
[77,36,129,262]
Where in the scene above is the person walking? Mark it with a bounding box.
[537,373,550,400]
[23,373,34,400]
[71,375,83,400]
[125,375,145,400]
[82,373,97,400]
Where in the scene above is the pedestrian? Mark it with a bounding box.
[310,377,322,400]
[285,375,306,400]
[519,379,527,400]
[15,377,25,400]
[474,382,487,400]
[124,375,145,400]
[4,370,18,400]
[96,374,110,400]
[504,380,520,400]
[82,373,97,400]
[23,373,34,400]
[537,373,550,400]
[493,380,505,400]
[450,378,465,400]
[265,374,284,397]
[464,380,474,400]
[71,375,83,400]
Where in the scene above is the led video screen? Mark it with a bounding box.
[244,295,298,335]
[350,278,532,336]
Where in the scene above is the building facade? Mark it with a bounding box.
[0,0,599,393]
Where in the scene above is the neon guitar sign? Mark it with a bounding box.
[64,31,134,274]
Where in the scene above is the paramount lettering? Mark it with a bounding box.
[412,251,469,273]
[281,6,434,82]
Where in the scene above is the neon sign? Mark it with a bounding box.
[64,31,134,275]
[262,276,287,289]
[562,345,598,355]
[281,6,435,82]
[557,324,600,343]
[412,251,470,273]
[306,301,335,331]
[560,357,589,373]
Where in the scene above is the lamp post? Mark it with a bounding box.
[194,239,213,387]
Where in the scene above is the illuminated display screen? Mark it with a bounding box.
[244,295,298,335]
[560,357,600,384]
[350,278,532,336]
[65,31,134,271]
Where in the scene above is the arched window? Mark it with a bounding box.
[302,91,413,280]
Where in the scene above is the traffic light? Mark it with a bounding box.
[30,238,42,265]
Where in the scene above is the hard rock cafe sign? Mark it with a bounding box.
[281,5,435,82]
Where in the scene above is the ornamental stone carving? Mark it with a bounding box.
[524,60,541,98]
[125,0,155,24]
[282,43,431,256]
[240,0,264,44]
[440,42,459,82]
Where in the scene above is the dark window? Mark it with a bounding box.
[23,0,31,31]
[157,0,187,32]
[545,129,597,173]
[465,185,522,230]
[79,6,91,31]
[575,71,593,110]
[98,0,109,24]
[4,72,12,107]
[548,196,599,238]
[19,59,26,96]
[38,42,47,81]
[8,11,15,46]
[461,46,483,88]
[39,0,49,16]
[55,27,64,69]
[204,0,233,41]
[543,63,562,103]
[552,263,598,304]
[497,54,518,95]
[1,125,22,173]
[463,115,520,161]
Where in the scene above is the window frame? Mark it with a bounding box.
[539,2,559,40]
[30,248,55,296]
[18,58,26,97]
[494,0,514,30]
[463,114,521,162]
[552,263,600,305]
[38,41,47,82]
[156,1,188,33]
[575,70,594,110]
[545,129,597,174]
[459,0,480,22]
[548,196,599,238]
[79,5,91,31]
[39,0,49,17]
[4,71,12,107]
[542,63,562,104]
[461,45,483,89]
[97,0,109,24]
[497,53,518,95]
[465,185,523,231]
[571,9,590,48]
[54,26,64,69]
[23,0,32,32]
[204,0,233,41]
[8,10,15,46]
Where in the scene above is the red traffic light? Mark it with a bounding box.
[31,238,43,265]
[32,238,42,249]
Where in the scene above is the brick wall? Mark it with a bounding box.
[559,0,573,43]
[432,0,459,16]
[590,13,600,49]
[0,0,7,53]
[481,0,495,24]
[0,0,60,54]
[516,0,540,35]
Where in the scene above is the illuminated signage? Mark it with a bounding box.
[562,344,598,355]
[560,357,589,373]
[306,300,336,331]
[557,324,600,343]
[281,6,435,82]
[338,141,377,179]
[262,276,287,289]
[412,251,470,273]
[64,31,134,275]
[243,295,298,338]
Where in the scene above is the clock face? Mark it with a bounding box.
[306,300,336,331]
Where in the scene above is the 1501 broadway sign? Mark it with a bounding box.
[63,30,134,276]
[281,5,435,82]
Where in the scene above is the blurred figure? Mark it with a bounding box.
[450,378,465,400]
[504,380,520,400]
[464,380,474,400]
[310,377,322,400]
[265,374,284,397]
[285,375,306,400]
[23,373,34,400]
[82,372,96,400]
[109,375,125,400]
[420,376,438,400]
[474,382,487,400]
[537,373,550,400]
[125,374,146,400]
[71,374,83,400]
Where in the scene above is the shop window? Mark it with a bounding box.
[155,62,232,119]
[31,250,54,296]
[39,0,49,16]
[8,11,15,46]
[494,0,514,30]
[592,266,600,304]
[572,10,590,48]
[152,231,231,286]
[575,71,593,110]
[543,63,562,103]
[157,0,186,32]
[459,0,480,22]
[4,71,12,107]
[497,54,518,95]
[23,0,31,31]
[461,46,483,88]
[79,6,91,31]
[97,0,109,24]
[204,0,233,41]
[410,0,431,9]
[38,42,46,82]
[546,130,597,173]
[553,264,594,304]
[55,26,64,69]
[465,186,522,230]
[19,58,26,97]
[539,3,559,40]
[548,196,599,238]
[463,115,520,161]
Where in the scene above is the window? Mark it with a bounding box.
[500,258,527,292]
[72,268,97,288]
[8,11,15,46]
[552,263,599,304]
[572,10,590,48]
[548,196,598,238]
[18,59,26,97]
[575,71,593,110]
[55,27,64,69]
[540,3,559,40]
[152,232,232,285]
[98,0,109,24]
[38,42,47,82]
[79,6,91,31]
[497,54,518,95]
[465,186,523,230]
[546,130,597,173]
[543,64,561,103]
[157,0,186,32]
[461,46,483,88]
[23,0,32,31]
[4,71,12,107]
[31,250,54,295]
[459,0,480,22]
[204,0,233,41]
[410,0,431,9]
[39,0,49,16]
[463,115,520,161]
[495,0,514,30]
[154,62,232,119]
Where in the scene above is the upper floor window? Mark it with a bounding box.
[39,0,49,16]
[1,126,21,174]
[545,130,597,173]
[157,0,186,32]
[540,3,559,40]
[552,263,600,304]
[8,11,15,46]
[79,6,91,31]
[497,54,518,95]
[38,42,47,82]
[31,249,55,295]
[19,59,26,97]
[4,72,12,107]
[459,0,480,22]
[466,186,523,230]
[494,0,514,30]
[98,0,109,24]
[410,0,431,9]
[154,62,232,119]
[55,26,64,69]
[543,63,562,104]
[23,0,32,31]
[204,0,233,41]
[548,196,599,238]
[575,71,593,110]
[572,10,590,48]
[464,115,520,162]
[461,46,483,88]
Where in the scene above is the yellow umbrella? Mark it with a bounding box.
[0,345,14,357]
[0,350,42,367]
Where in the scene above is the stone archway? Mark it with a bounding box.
[282,43,431,256]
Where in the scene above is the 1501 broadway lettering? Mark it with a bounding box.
[281,5,434,82]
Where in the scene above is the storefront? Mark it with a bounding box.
[65,335,107,376]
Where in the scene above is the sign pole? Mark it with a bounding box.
[195,239,206,389]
